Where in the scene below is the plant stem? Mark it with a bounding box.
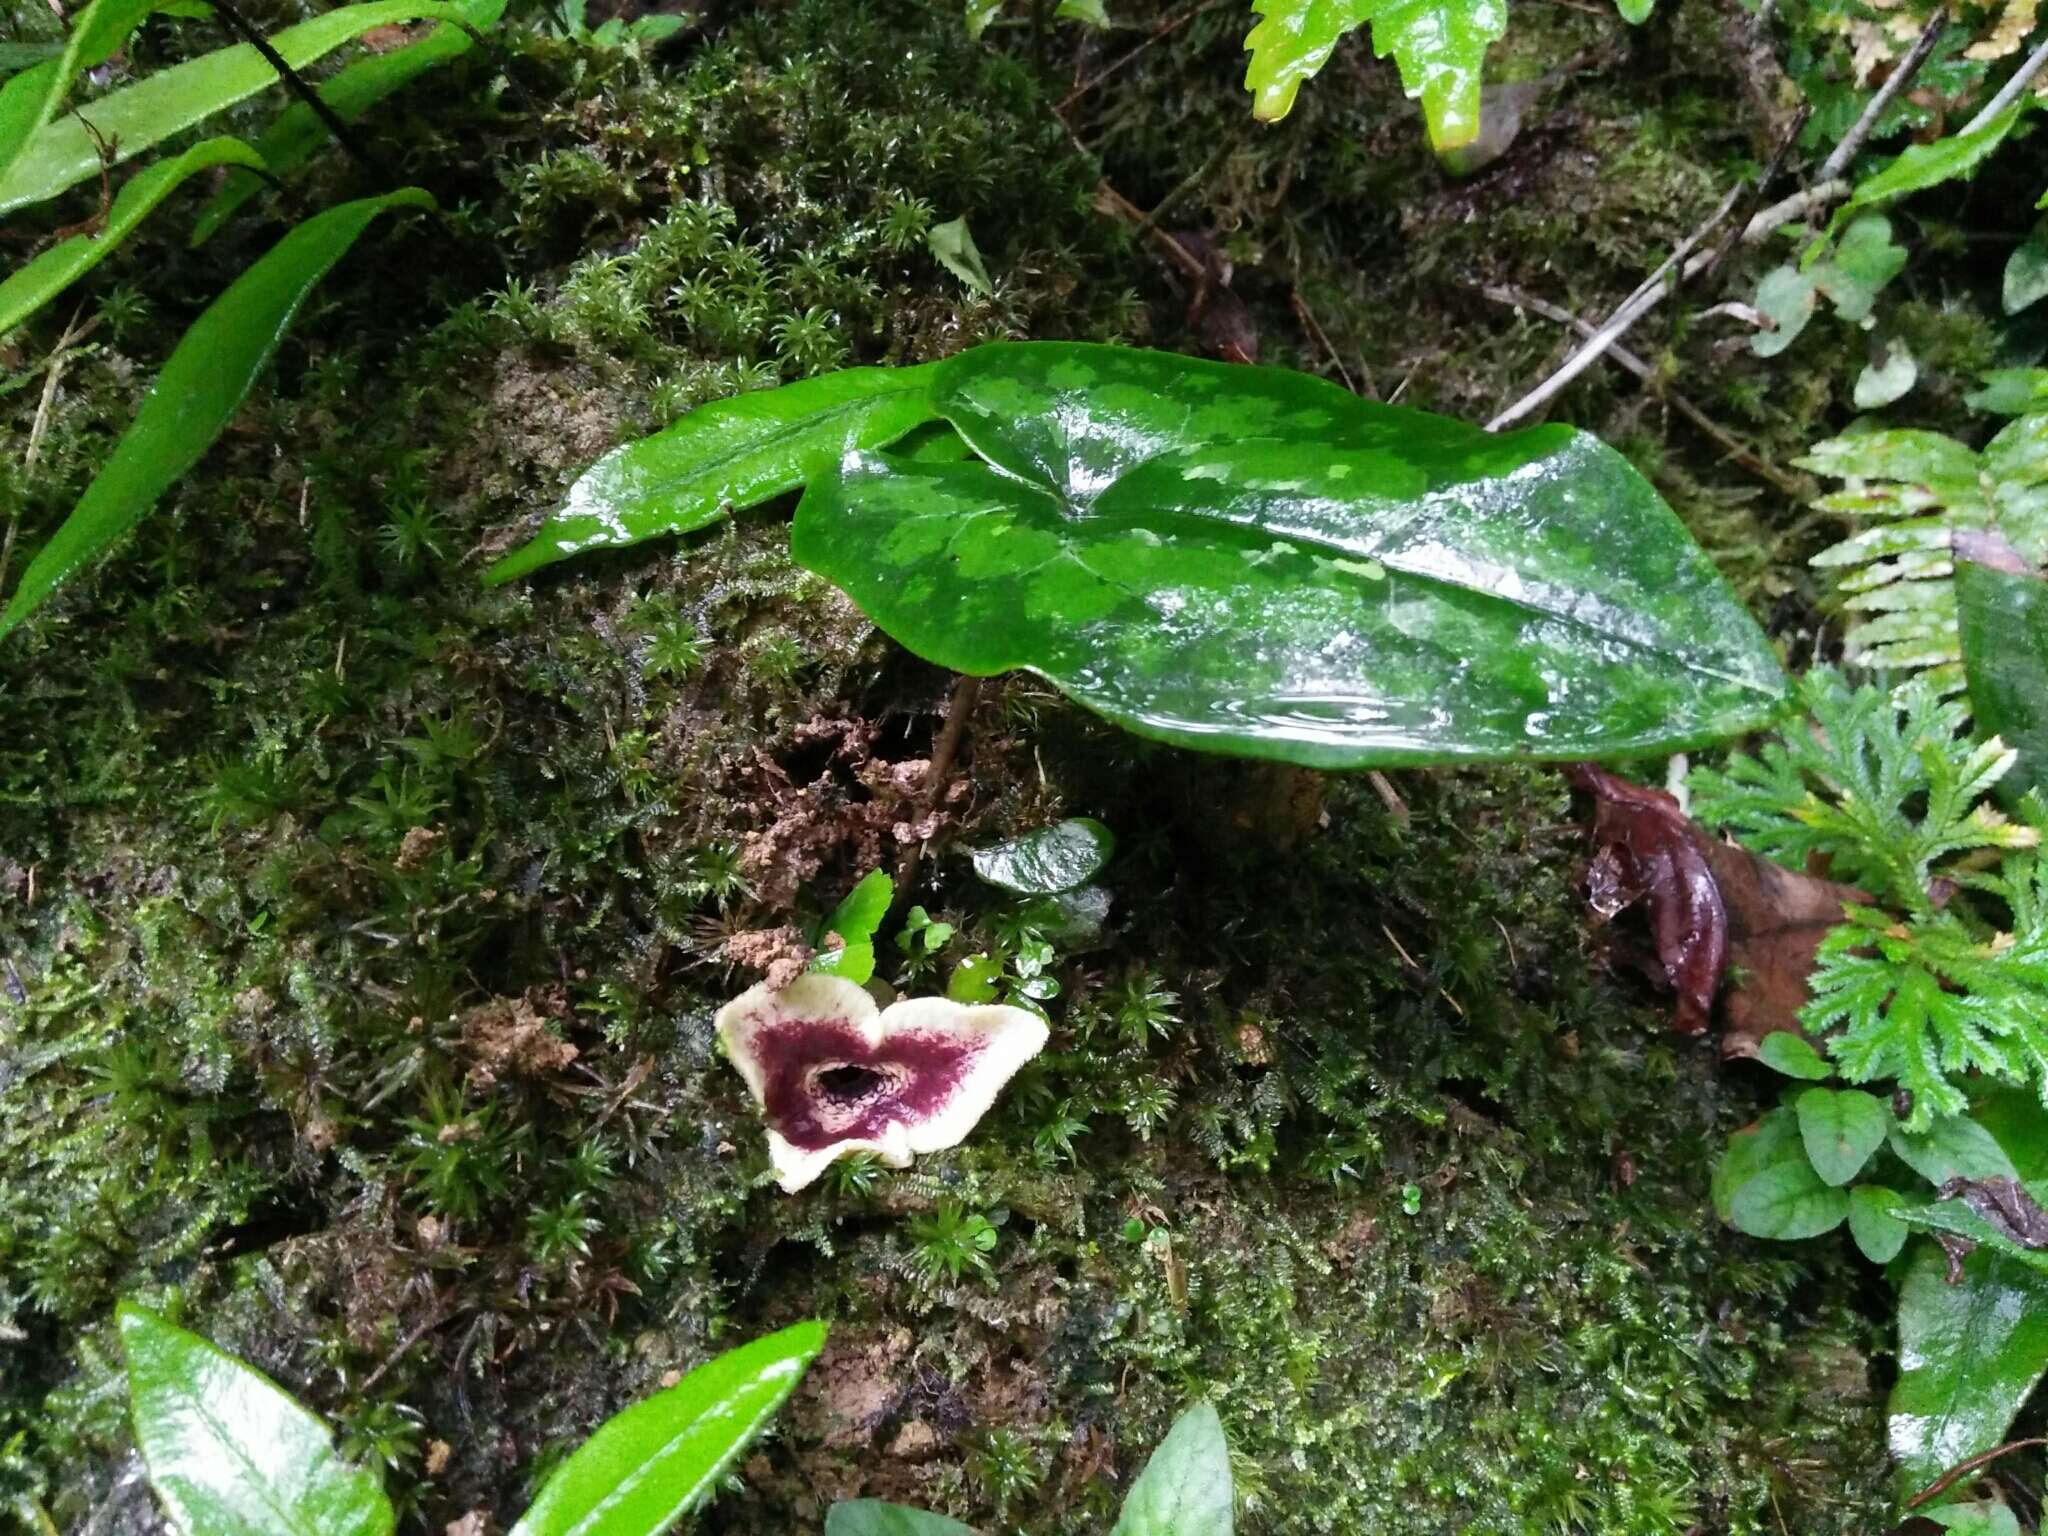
[202,0,390,185]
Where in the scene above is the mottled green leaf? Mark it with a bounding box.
[1957,559,2048,805]
[792,342,1787,770]
[1848,1185,1910,1263]
[0,137,262,339]
[0,1,470,215]
[1841,103,2032,224]
[2007,217,2048,315]
[970,818,1115,894]
[927,216,993,296]
[507,1322,826,1536]
[1243,0,1507,150]
[488,365,941,584]
[1796,1087,1891,1186]
[1110,1402,1233,1536]
[119,1303,394,1536]
[1890,1243,2048,1499]
[827,1503,979,1536]
[1757,1032,1832,1081]
[1853,340,1917,409]
[0,189,432,641]
[190,0,505,246]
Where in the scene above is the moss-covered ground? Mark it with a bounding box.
[3,0,1995,1528]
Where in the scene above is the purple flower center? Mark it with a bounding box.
[756,1017,984,1151]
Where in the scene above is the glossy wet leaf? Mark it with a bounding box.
[0,0,156,194]
[1840,104,2032,225]
[1957,559,2048,804]
[1890,1243,2048,1499]
[508,1321,826,1536]
[970,818,1115,894]
[1243,0,1507,149]
[812,868,893,985]
[488,365,940,584]
[0,188,432,641]
[1795,1086,1891,1186]
[793,342,1787,770]
[118,1302,394,1536]
[1848,1184,1911,1263]
[1757,1032,1832,1081]
[1111,1401,1233,1536]
[827,1502,979,1536]
[0,1,469,215]
[189,0,506,246]
[0,137,263,339]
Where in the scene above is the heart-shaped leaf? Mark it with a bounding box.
[791,343,1787,770]
[1847,1184,1911,1263]
[508,1321,826,1536]
[1890,1243,2048,1499]
[1795,1086,1891,1186]
[1756,1032,1832,1081]
[1728,1155,1850,1240]
[970,818,1115,894]
[1,188,434,640]
[1713,1107,1804,1224]
[119,1302,395,1536]
[1111,1401,1233,1536]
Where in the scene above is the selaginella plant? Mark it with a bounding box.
[1690,671,2048,1511]
[490,340,1790,772]
[116,1302,826,1536]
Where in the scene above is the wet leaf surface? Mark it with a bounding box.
[969,818,1115,894]
[796,343,1786,770]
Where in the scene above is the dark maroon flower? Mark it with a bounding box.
[716,975,1048,1191]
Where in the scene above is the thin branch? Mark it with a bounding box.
[1905,1437,2047,1511]
[1058,0,1220,111]
[1740,178,1849,242]
[1963,33,2048,134]
[1486,182,1743,431]
[1819,10,1947,183]
[202,0,389,184]
[1479,284,1812,499]
[889,674,982,914]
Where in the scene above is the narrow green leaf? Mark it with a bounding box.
[1840,103,2032,223]
[927,215,993,296]
[189,0,506,246]
[826,1503,979,1536]
[1847,1185,1910,1264]
[1957,559,2048,805]
[793,342,1788,770]
[0,1,471,214]
[0,0,157,193]
[118,1302,395,1536]
[1244,0,1506,149]
[970,818,1115,895]
[0,188,432,641]
[1890,1243,2048,1499]
[1110,1402,1233,1536]
[1795,1086,1891,1186]
[1756,1032,1832,1081]
[507,1321,826,1536]
[487,364,942,584]
[0,137,263,339]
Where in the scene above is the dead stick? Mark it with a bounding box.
[1820,12,1946,182]
[1058,0,1219,112]
[891,674,983,911]
[1905,1437,2047,1511]
[1479,284,1811,499]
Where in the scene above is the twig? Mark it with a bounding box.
[359,1304,469,1394]
[889,674,982,911]
[1057,0,1218,111]
[1487,182,1744,431]
[202,0,390,184]
[1962,33,2048,135]
[1905,1437,2047,1510]
[1819,10,1947,183]
[1740,178,1849,241]
[1290,289,1356,393]
[1479,284,1812,499]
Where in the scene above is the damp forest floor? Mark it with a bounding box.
[0,0,2011,1530]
